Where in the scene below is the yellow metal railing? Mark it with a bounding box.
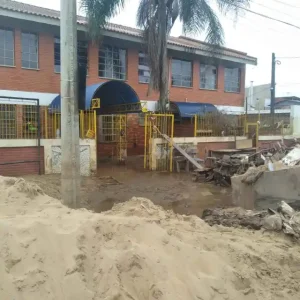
[194,112,292,137]
[194,112,245,137]
[79,109,97,139]
[0,104,17,139]
[43,107,96,139]
[144,113,174,172]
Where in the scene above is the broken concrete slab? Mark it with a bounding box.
[282,147,300,166]
[232,166,300,210]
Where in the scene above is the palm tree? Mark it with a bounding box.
[81,0,250,112]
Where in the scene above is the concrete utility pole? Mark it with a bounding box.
[270,52,276,116]
[60,0,80,208]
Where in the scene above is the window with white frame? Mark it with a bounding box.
[200,64,217,90]
[0,28,14,67]
[99,45,127,80]
[224,67,240,93]
[138,51,150,83]
[97,115,118,142]
[171,59,192,87]
[21,32,38,69]
[54,37,88,73]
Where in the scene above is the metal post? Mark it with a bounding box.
[60,0,80,208]
[270,52,276,116]
[37,99,41,175]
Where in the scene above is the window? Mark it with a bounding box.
[0,28,14,67]
[99,45,127,80]
[138,51,150,83]
[224,67,240,93]
[200,64,217,90]
[171,59,192,87]
[21,32,38,69]
[0,104,17,139]
[54,37,89,73]
[97,115,117,142]
[54,37,60,73]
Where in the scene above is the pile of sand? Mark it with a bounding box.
[0,176,300,300]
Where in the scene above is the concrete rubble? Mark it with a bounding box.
[231,141,300,210]
[194,140,299,187]
[203,201,300,239]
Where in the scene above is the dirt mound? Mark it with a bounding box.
[0,177,300,300]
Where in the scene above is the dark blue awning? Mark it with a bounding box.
[170,101,217,118]
[49,81,140,114]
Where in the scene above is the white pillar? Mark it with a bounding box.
[60,0,80,208]
[290,105,300,135]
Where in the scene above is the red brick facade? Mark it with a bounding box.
[0,146,44,176]
[0,27,245,107]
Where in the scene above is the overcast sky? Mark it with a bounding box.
[17,0,300,97]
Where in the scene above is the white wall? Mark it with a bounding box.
[0,90,58,106]
[291,105,300,135]
[0,139,97,175]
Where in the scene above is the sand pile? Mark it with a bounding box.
[0,176,300,300]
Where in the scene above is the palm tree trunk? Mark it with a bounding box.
[158,0,169,113]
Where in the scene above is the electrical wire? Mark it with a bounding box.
[271,0,300,9]
[229,3,300,30]
[252,1,300,20]
[276,57,300,59]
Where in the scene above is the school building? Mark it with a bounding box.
[0,0,258,176]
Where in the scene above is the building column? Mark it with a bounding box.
[290,105,300,135]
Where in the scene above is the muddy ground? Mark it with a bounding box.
[24,160,232,216]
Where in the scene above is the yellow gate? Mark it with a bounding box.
[114,114,127,163]
[245,122,259,147]
[144,114,174,172]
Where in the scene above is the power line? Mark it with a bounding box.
[276,57,300,59]
[232,13,288,36]
[232,3,300,30]
[271,0,300,9]
[253,1,300,20]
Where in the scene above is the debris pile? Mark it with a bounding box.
[203,201,300,239]
[264,201,300,238]
[194,140,300,186]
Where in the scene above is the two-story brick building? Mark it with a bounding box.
[0,0,257,170]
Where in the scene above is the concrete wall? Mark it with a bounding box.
[0,139,96,176]
[232,166,300,210]
[150,136,248,170]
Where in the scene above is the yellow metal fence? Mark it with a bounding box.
[194,112,245,137]
[194,112,293,137]
[0,103,96,139]
[144,114,174,172]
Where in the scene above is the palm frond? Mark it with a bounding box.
[180,0,224,47]
[80,0,125,40]
[216,0,250,17]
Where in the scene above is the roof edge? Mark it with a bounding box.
[0,0,257,65]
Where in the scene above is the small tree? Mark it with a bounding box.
[81,0,251,111]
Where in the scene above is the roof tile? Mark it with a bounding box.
[0,0,256,63]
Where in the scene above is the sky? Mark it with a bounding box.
[15,0,300,97]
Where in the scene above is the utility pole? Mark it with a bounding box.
[60,0,80,208]
[270,52,276,116]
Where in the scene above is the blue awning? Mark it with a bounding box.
[49,81,140,113]
[170,101,217,118]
